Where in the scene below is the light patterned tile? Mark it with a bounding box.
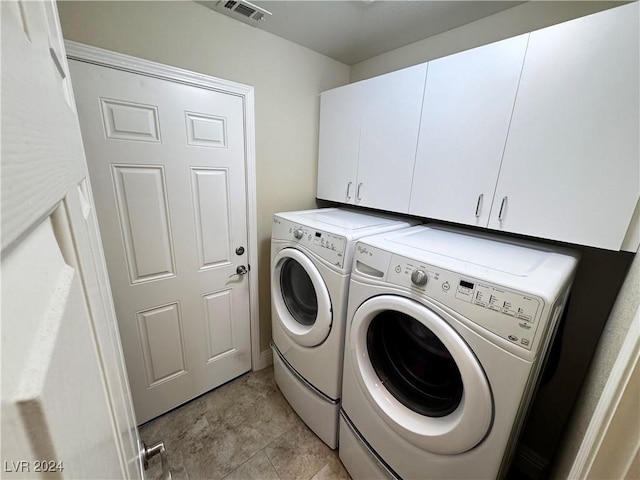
[223,451,280,480]
[246,388,299,441]
[264,422,336,480]
[137,367,335,480]
[311,455,351,480]
[181,420,276,479]
[200,369,276,430]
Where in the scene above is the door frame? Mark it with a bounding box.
[65,41,264,371]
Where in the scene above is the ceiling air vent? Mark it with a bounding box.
[216,0,271,24]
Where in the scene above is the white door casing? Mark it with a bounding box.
[2,2,142,478]
[66,43,260,424]
[349,295,493,454]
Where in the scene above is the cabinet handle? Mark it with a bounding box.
[346,182,353,200]
[356,183,363,202]
[475,194,484,218]
[498,196,508,221]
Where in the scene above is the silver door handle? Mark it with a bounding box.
[142,441,172,480]
[356,182,363,202]
[498,196,508,221]
[475,194,483,218]
[229,265,248,278]
[346,181,353,200]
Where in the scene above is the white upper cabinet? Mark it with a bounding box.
[316,3,638,251]
[488,3,639,250]
[317,82,363,204]
[409,34,528,226]
[356,64,427,212]
[317,64,427,212]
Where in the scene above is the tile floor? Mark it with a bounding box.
[140,366,351,480]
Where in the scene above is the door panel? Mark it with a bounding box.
[69,60,252,423]
[101,98,161,142]
[112,165,176,282]
[136,302,187,386]
[204,290,235,360]
[2,1,142,477]
[191,168,232,269]
[3,216,124,478]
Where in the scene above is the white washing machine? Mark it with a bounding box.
[339,225,579,479]
[271,208,418,449]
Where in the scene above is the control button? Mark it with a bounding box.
[518,322,532,330]
[395,265,402,273]
[508,335,518,342]
[442,281,450,291]
[521,338,530,347]
[293,228,304,239]
[517,313,533,322]
[411,269,428,286]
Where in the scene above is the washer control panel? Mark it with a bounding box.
[273,217,346,268]
[386,254,542,351]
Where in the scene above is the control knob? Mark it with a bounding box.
[411,269,428,286]
[293,228,304,239]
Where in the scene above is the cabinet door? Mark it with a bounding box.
[356,64,428,212]
[317,82,363,204]
[409,35,528,226]
[489,3,639,250]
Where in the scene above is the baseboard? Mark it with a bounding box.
[253,348,273,371]
[513,443,548,480]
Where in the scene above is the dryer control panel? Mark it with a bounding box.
[273,217,346,268]
[385,254,543,352]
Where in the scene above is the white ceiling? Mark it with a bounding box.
[197,1,525,65]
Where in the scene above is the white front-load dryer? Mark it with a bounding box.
[339,225,579,479]
[271,208,417,448]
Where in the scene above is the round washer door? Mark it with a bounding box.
[272,248,332,347]
[350,295,492,454]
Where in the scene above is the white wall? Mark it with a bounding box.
[56,1,350,355]
[350,1,625,82]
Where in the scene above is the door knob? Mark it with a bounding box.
[142,441,172,480]
[229,265,248,278]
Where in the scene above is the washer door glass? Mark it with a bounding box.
[272,248,332,347]
[280,258,318,326]
[367,310,463,417]
[350,295,492,454]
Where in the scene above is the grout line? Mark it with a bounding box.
[264,451,283,480]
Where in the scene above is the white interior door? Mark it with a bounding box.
[69,59,253,424]
[2,1,142,478]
